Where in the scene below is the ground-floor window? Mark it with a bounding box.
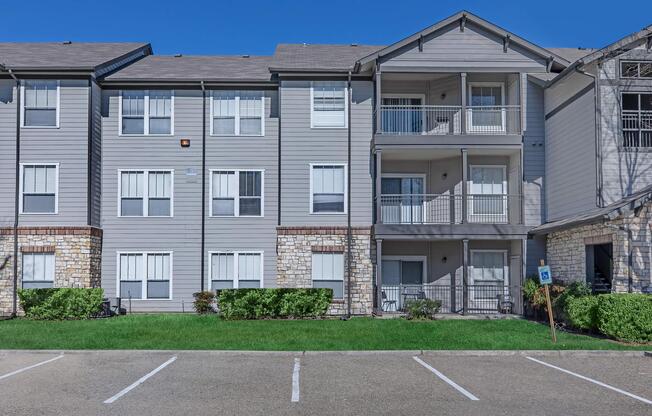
[311,252,344,299]
[118,251,172,300]
[209,251,263,290]
[22,252,55,288]
[470,250,508,299]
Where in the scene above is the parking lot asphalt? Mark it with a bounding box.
[0,350,649,416]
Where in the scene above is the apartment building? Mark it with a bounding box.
[1,11,651,316]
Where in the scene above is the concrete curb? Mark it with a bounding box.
[0,349,649,357]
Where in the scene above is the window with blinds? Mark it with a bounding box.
[210,251,262,289]
[211,170,263,217]
[21,164,58,214]
[120,90,173,135]
[119,252,172,299]
[211,91,264,136]
[311,165,346,213]
[312,252,344,299]
[120,170,173,217]
[23,80,58,127]
[311,81,347,127]
[22,253,55,289]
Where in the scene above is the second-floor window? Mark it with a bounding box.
[310,164,346,214]
[22,80,59,127]
[211,91,264,136]
[120,90,173,135]
[21,164,58,214]
[622,93,652,148]
[210,170,263,217]
[311,81,347,128]
[119,170,173,217]
[621,61,652,79]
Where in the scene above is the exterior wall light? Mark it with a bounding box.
[180,138,191,148]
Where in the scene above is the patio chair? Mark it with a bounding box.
[381,290,397,312]
[497,293,514,314]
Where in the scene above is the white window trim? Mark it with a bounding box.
[620,61,652,79]
[115,250,173,300]
[209,91,265,137]
[207,250,264,290]
[380,256,428,285]
[309,163,348,215]
[310,252,345,298]
[19,163,60,215]
[310,81,349,129]
[469,249,509,283]
[468,164,508,220]
[22,252,56,283]
[117,169,175,218]
[208,169,265,218]
[118,90,175,136]
[20,80,61,129]
[466,82,506,133]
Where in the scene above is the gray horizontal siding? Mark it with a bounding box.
[0,80,17,227]
[523,80,545,226]
[280,80,373,227]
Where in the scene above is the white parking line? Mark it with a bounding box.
[0,354,64,381]
[291,357,300,403]
[104,356,177,404]
[525,356,652,405]
[413,356,479,401]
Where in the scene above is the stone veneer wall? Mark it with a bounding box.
[277,226,373,316]
[0,227,102,315]
[546,204,652,292]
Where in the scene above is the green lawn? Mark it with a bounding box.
[0,315,648,350]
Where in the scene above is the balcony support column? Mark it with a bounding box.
[519,72,527,134]
[461,148,468,224]
[375,150,382,223]
[376,238,383,315]
[460,72,467,134]
[462,239,469,315]
[519,146,524,225]
[375,70,382,134]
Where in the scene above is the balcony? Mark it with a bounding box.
[379,194,522,225]
[378,105,521,136]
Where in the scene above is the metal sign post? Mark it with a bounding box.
[538,260,556,343]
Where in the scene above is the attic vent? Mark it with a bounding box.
[350,43,358,47]
[242,54,250,58]
[62,41,72,45]
[174,54,183,58]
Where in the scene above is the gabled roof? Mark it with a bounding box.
[0,42,151,72]
[104,55,275,83]
[546,47,597,64]
[576,24,652,66]
[356,10,570,70]
[271,44,383,73]
[531,185,652,235]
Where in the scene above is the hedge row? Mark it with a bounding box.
[18,288,104,320]
[216,288,332,319]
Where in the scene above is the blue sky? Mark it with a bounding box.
[1,0,650,56]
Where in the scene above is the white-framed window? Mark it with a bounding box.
[311,252,344,299]
[22,252,55,288]
[117,251,172,300]
[119,90,174,135]
[467,82,505,133]
[470,250,509,301]
[20,164,59,214]
[21,80,60,128]
[310,81,348,128]
[621,61,652,79]
[118,170,173,217]
[621,92,652,148]
[210,169,264,217]
[209,251,263,289]
[468,165,507,222]
[210,91,264,136]
[310,164,346,214]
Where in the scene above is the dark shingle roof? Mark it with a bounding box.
[531,185,652,235]
[271,44,384,72]
[546,47,597,64]
[105,55,275,82]
[0,42,150,71]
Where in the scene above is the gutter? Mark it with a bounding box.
[346,71,353,318]
[200,81,206,292]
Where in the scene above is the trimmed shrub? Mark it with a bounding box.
[217,288,332,320]
[404,299,441,320]
[565,295,599,331]
[193,291,216,314]
[18,288,104,320]
[596,294,652,343]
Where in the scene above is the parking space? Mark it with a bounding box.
[0,350,649,416]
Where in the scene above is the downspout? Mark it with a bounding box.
[5,66,20,317]
[346,71,352,318]
[576,63,603,207]
[87,78,93,226]
[278,81,282,227]
[200,81,206,292]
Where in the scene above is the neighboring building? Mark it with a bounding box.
[0,11,650,316]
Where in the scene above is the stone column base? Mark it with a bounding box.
[276,226,373,316]
[0,227,102,315]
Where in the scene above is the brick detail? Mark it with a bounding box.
[311,245,345,253]
[277,227,374,316]
[546,204,652,293]
[0,227,102,316]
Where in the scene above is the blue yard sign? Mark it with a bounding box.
[538,265,552,285]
